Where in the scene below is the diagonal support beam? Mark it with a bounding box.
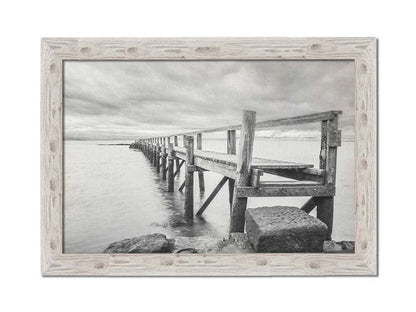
[300,197,317,213]
[196,176,229,216]
[178,179,186,192]
[173,160,185,178]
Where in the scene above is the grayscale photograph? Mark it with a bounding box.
[63,60,355,254]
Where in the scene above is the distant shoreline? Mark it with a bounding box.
[65,137,356,143]
[97,143,130,146]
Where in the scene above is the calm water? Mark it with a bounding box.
[64,139,355,253]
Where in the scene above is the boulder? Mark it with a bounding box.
[173,234,255,254]
[323,240,343,253]
[214,233,254,253]
[323,240,355,253]
[245,206,328,253]
[103,233,175,253]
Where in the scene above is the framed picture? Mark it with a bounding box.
[41,37,377,276]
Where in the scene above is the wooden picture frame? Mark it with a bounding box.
[41,37,377,276]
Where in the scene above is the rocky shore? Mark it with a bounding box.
[103,233,354,254]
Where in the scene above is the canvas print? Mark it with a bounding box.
[63,60,355,254]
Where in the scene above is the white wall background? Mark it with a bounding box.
[0,0,413,311]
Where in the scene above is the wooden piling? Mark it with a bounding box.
[153,141,157,167]
[230,111,256,233]
[156,142,161,173]
[184,135,194,220]
[174,136,179,171]
[227,129,236,212]
[161,137,167,180]
[167,143,174,192]
[316,196,334,240]
[196,133,205,192]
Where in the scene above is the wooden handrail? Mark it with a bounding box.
[140,110,342,140]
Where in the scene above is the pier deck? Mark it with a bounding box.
[135,110,342,240]
[173,147,313,179]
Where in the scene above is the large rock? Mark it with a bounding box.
[246,206,328,253]
[103,233,174,253]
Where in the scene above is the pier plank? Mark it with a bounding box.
[236,185,335,197]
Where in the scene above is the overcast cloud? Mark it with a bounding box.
[63,60,355,141]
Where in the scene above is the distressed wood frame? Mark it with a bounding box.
[41,37,377,276]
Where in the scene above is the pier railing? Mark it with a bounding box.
[135,110,342,238]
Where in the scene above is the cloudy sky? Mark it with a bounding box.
[63,60,355,141]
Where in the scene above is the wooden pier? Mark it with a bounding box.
[136,110,341,239]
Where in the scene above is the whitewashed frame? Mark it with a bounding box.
[41,37,377,276]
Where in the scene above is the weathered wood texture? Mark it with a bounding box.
[236,185,335,197]
[167,143,174,192]
[174,135,179,169]
[171,111,342,137]
[227,130,236,211]
[316,116,338,239]
[184,135,194,220]
[196,133,205,192]
[230,110,256,233]
[156,143,161,173]
[161,143,167,181]
[316,196,334,240]
[174,147,314,179]
[41,37,377,276]
[301,197,318,213]
[320,121,328,169]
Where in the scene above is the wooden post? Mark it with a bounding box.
[316,196,334,240]
[150,140,154,164]
[319,120,328,169]
[196,133,205,192]
[227,129,236,213]
[156,142,160,173]
[184,135,194,220]
[153,140,157,167]
[146,140,149,158]
[316,116,339,240]
[230,111,256,233]
[150,139,152,161]
[174,135,179,171]
[161,137,167,180]
[167,143,174,192]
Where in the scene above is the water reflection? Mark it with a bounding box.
[141,151,223,239]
